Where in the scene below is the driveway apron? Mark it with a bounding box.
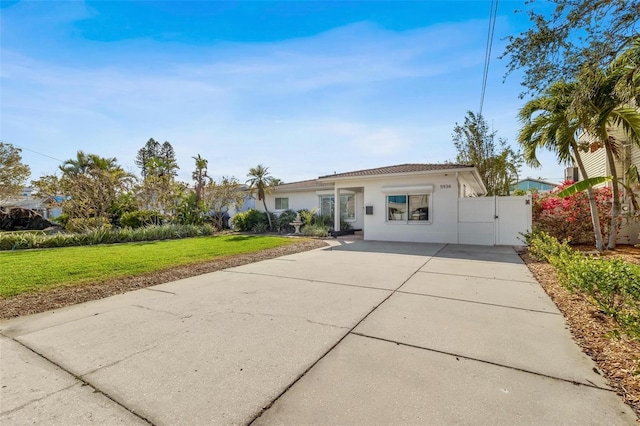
[1,240,635,425]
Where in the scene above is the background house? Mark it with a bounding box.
[512,178,558,193]
[0,187,62,220]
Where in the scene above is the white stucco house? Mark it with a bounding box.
[252,163,531,245]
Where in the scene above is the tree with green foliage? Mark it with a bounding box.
[247,164,276,230]
[518,42,640,249]
[135,157,184,218]
[518,81,606,250]
[135,138,161,178]
[0,142,30,205]
[202,176,246,230]
[135,138,179,178]
[503,0,640,95]
[570,45,640,249]
[192,154,211,209]
[452,111,522,196]
[58,151,135,230]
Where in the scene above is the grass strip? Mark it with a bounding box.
[0,235,295,298]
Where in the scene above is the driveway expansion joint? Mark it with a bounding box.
[1,381,77,416]
[247,244,445,425]
[351,332,613,392]
[142,288,176,295]
[416,269,537,284]
[5,337,156,425]
[395,290,561,315]
[222,269,393,292]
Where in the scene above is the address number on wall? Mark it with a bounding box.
[439,184,452,189]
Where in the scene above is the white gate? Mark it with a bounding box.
[458,196,532,246]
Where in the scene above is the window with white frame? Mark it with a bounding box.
[319,194,356,221]
[387,194,430,222]
[275,197,289,210]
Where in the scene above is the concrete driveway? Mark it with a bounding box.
[1,240,635,425]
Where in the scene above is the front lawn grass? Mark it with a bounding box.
[0,235,295,298]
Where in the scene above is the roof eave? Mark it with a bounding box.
[319,166,477,182]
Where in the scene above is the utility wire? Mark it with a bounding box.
[479,0,499,117]
[2,141,65,163]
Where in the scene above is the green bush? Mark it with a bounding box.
[120,210,165,228]
[314,214,333,228]
[302,223,329,237]
[275,209,298,233]
[65,217,112,233]
[527,230,572,261]
[0,224,217,250]
[528,231,640,339]
[231,209,268,232]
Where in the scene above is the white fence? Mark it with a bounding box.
[458,196,532,246]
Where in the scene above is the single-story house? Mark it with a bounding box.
[0,195,62,220]
[253,163,512,244]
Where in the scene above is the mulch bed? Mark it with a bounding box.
[0,238,328,320]
[520,245,640,418]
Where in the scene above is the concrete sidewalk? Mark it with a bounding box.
[1,241,635,425]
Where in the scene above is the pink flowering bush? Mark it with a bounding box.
[533,181,613,245]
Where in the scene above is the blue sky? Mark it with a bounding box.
[1,0,566,185]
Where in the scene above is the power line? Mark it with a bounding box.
[479,0,499,117]
[1,141,65,163]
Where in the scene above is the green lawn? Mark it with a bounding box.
[0,235,296,298]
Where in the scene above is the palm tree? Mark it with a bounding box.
[518,81,606,251]
[574,51,640,249]
[59,151,135,225]
[192,154,210,208]
[60,150,92,176]
[247,164,276,230]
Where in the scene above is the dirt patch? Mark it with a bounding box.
[520,245,640,417]
[0,238,328,320]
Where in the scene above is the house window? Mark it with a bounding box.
[319,194,356,221]
[275,197,289,210]
[387,194,430,222]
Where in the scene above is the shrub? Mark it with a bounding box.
[252,222,268,233]
[65,218,112,234]
[314,214,333,228]
[532,181,612,245]
[120,210,165,228]
[275,209,298,233]
[526,230,572,261]
[528,231,640,339]
[0,224,218,250]
[302,223,329,237]
[231,209,268,232]
[299,209,317,228]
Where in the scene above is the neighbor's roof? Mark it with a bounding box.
[516,177,558,186]
[273,178,334,191]
[318,163,474,179]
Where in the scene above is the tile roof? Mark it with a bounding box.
[318,163,474,179]
[273,178,335,191]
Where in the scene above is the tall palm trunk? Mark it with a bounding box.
[571,141,604,251]
[605,141,621,249]
[262,198,273,230]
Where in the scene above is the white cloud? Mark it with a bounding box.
[1,11,563,184]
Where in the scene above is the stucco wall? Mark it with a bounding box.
[336,173,461,244]
[257,190,365,230]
